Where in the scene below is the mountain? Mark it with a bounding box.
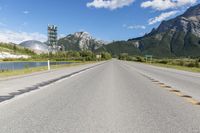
[58,32,104,51]
[97,4,200,57]
[129,4,200,57]
[95,41,142,56]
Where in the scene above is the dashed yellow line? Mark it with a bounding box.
[171,91,184,97]
[152,80,159,83]
[185,98,200,105]
[160,85,171,89]
[145,75,200,106]
[158,82,165,85]
[169,89,180,92]
[171,90,200,106]
[181,95,192,98]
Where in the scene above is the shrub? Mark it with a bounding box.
[158,60,168,64]
[135,56,144,62]
[186,62,195,67]
[101,52,112,60]
[195,60,199,68]
[178,60,184,66]
[118,53,129,60]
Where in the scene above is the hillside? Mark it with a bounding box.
[0,43,34,59]
[95,41,141,56]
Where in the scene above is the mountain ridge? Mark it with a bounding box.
[99,4,200,57]
[58,32,104,51]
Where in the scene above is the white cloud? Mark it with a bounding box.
[87,0,135,10]
[148,10,178,25]
[130,25,146,29]
[23,10,30,14]
[0,30,47,44]
[124,24,146,29]
[58,34,66,39]
[141,0,197,10]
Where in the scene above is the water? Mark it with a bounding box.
[0,61,75,71]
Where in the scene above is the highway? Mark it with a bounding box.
[0,60,200,133]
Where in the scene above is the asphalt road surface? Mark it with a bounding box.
[123,61,200,102]
[0,60,200,133]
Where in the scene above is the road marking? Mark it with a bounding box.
[170,90,200,105]
[152,80,159,82]
[158,82,165,85]
[169,89,180,92]
[185,98,200,105]
[160,85,171,89]
[171,91,191,98]
[181,95,192,98]
[172,91,184,97]
[141,74,200,107]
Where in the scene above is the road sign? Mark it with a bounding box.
[145,55,153,63]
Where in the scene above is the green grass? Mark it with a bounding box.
[147,62,200,73]
[120,56,200,73]
[0,60,81,63]
[125,56,200,73]
[0,61,97,78]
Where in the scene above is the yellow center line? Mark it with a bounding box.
[148,77,200,106]
[185,98,200,105]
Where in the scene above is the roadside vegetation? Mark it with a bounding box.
[118,53,200,73]
[32,51,112,62]
[0,51,111,77]
[0,51,112,77]
[0,43,112,62]
[0,43,112,77]
[1,51,111,62]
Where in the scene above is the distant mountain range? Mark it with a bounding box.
[96,4,200,57]
[58,4,200,57]
[58,32,104,51]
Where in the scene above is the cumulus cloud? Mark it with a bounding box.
[123,24,146,29]
[0,30,47,44]
[141,0,197,10]
[87,0,135,10]
[148,10,178,25]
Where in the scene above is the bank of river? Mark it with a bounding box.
[0,61,77,71]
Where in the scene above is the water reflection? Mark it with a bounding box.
[0,62,74,70]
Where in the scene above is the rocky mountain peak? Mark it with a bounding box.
[182,4,200,18]
[153,4,200,37]
[73,32,92,40]
[58,32,104,51]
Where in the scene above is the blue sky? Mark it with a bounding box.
[0,0,199,43]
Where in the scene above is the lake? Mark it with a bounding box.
[0,61,75,71]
